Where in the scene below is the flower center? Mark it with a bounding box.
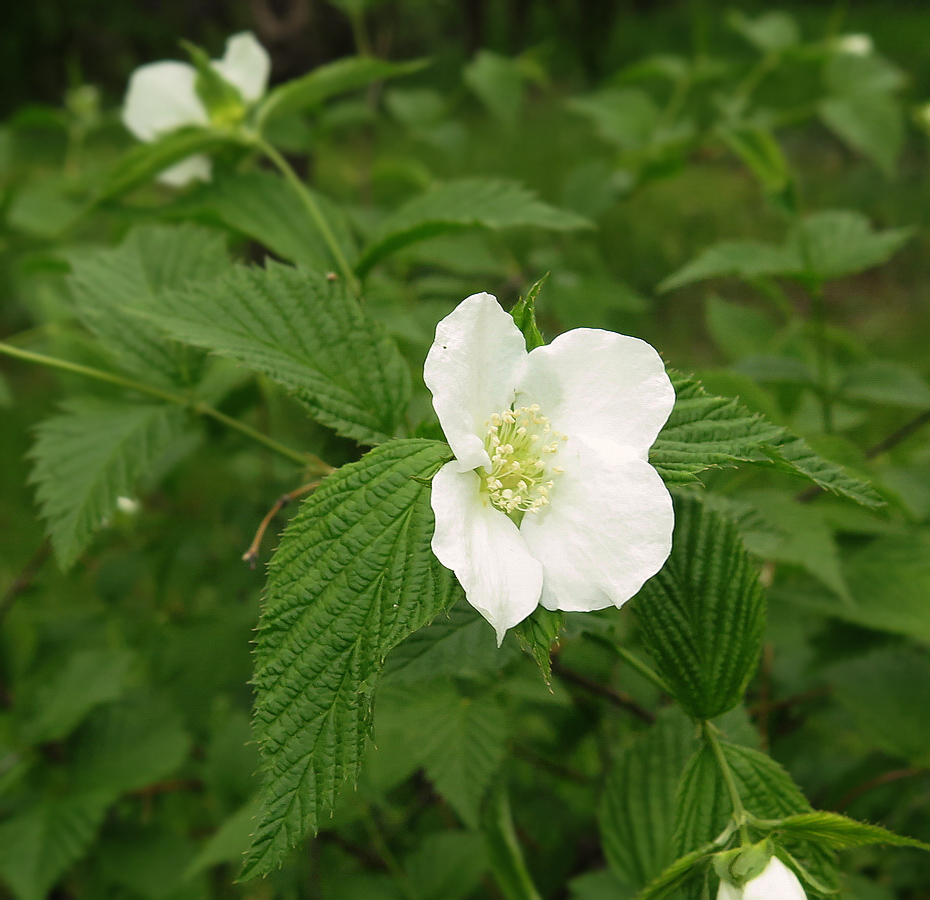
[480,404,565,522]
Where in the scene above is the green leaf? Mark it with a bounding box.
[635,494,767,719]
[568,89,661,152]
[421,691,508,827]
[830,647,930,766]
[759,811,930,852]
[705,298,779,361]
[510,275,547,351]
[243,440,459,879]
[181,39,246,121]
[718,126,791,194]
[187,797,263,876]
[30,398,188,568]
[482,785,544,900]
[599,709,697,890]
[514,606,563,680]
[840,361,930,409]
[659,241,802,292]
[788,211,912,283]
[824,52,906,97]
[69,692,191,796]
[173,170,357,271]
[141,261,410,444]
[464,51,525,126]
[356,178,592,276]
[819,93,903,177]
[0,792,110,900]
[728,10,800,52]
[20,649,135,745]
[97,127,234,203]
[69,224,227,386]
[633,844,717,900]
[404,831,488,900]
[569,869,635,900]
[650,371,883,508]
[256,56,427,125]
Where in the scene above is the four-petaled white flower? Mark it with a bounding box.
[717,857,807,900]
[122,32,271,187]
[425,292,675,642]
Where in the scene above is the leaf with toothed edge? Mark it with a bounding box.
[242,439,459,880]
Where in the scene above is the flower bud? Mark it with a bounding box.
[717,856,807,900]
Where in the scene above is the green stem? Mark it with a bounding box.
[809,284,834,433]
[483,785,543,900]
[703,722,750,845]
[0,341,326,471]
[614,645,675,697]
[731,51,780,116]
[255,136,360,294]
[360,802,419,900]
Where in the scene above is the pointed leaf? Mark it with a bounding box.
[650,371,883,508]
[635,494,767,719]
[141,261,411,444]
[761,812,930,852]
[30,398,188,568]
[659,240,802,292]
[599,709,697,890]
[510,275,547,351]
[356,178,592,276]
[243,440,459,879]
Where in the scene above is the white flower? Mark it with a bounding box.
[122,32,271,186]
[836,33,873,56]
[717,857,807,900]
[425,292,675,642]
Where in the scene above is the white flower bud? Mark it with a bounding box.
[836,33,873,56]
[717,857,807,900]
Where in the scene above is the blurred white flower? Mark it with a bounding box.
[425,292,675,642]
[717,857,807,900]
[915,103,930,132]
[836,33,873,56]
[122,32,270,186]
[116,496,141,515]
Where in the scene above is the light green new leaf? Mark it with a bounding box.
[760,811,930,852]
[0,792,110,900]
[69,224,227,386]
[243,440,459,879]
[142,262,410,444]
[256,56,427,125]
[97,127,234,203]
[650,371,883,508]
[356,178,592,276]
[599,709,697,890]
[30,398,188,568]
[635,494,767,720]
[174,171,357,271]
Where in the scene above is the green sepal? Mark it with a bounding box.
[180,40,247,125]
[712,840,773,887]
[510,275,547,350]
[514,606,563,681]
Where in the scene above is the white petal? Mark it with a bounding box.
[424,293,527,473]
[520,437,673,612]
[156,154,212,187]
[122,61,207,141]
[516,328,675,459]
[431,463,543,643]
[213,32,271,103]
[743,859,807,900]
[716,880,743,900]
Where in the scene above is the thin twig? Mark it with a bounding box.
[833,767,927,812]
[550,659,654,723]
[242,481,322,568]
[0,539,51,624]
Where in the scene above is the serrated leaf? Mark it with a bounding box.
[840,360,930,409]
[514,606,563,679]
[633,844,717,900]
[30,398,188,568]
[243,440,458,879]
[659,241,802,292]
[97,127,234,203]
[257,56,427,125]
[635,494,767,719]
[20,649,135,745]
[356,178,592,276]
[763,812,930,852]
[599,709,697,890]
[173,170,357,271]
[0,792,110,900]
[141,262,410,444]
[421,692,508,827]
[568,89,661,151]
[650,371,883,508]
[69,224,227,386]
[382,599,507,684]
[829,647,930,767]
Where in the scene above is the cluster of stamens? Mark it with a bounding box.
[480,404,565,521]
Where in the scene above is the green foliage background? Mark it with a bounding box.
[4,2,930,899]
